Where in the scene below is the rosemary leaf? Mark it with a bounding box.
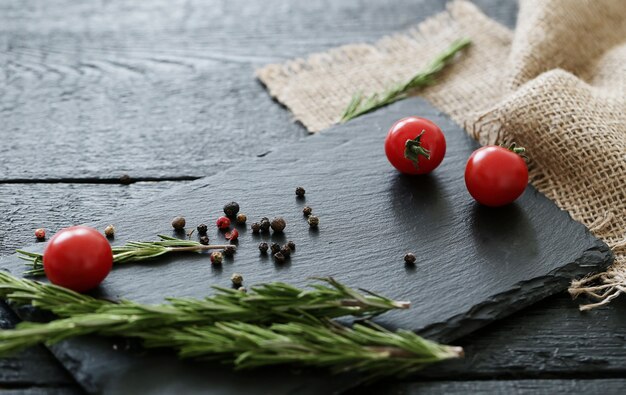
[340,38,471,122]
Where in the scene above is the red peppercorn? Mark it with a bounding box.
[34,228,46,241]
[216,216,231,230]
[225,229,239,241]
[210,251,223,265]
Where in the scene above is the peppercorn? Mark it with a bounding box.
[119,174,132,185]
[270,243,281,254]
[280,245,291,257]
[223,202,240,218]
[231,273,244,287]
[102,224,115,238]
[307,215,319,228]
[259,217,271,232]
[258,242,269,253]
[210,251,223,265]
[302,206,313,216]
[34,228,46,241]
[225,229,239,242]
[199,235,210,245]
[172,216,186,230]
[197,224,208,234]
[216,216,231,230]
[238,286,247,293]
[273,252,286,264]
[287,241,296,250]
[223,245,237,256]
[404,253,416,265]
[295,187,306,197]
[236,213,247,225]
[251,222,261,233]
[270,217,286,232]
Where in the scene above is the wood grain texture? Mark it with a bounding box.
[350,379,626,395]
[0,0,517,180]
[0,182,186,256]
[0,98,611,394]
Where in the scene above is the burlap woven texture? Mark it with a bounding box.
[257,0,626,309]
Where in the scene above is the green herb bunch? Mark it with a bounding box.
[0,272,461,379]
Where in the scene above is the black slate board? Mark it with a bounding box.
[0,98,611,394]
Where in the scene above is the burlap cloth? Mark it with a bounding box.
[257,0,626,310]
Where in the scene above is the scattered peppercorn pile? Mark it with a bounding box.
[29,185,418,291]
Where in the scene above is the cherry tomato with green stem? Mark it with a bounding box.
[464,145,528,207]
[43,226,113,292]
[384,117,447,175]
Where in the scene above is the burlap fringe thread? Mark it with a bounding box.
[257,0,626,310]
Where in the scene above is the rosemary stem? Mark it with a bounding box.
[166,245,233,252]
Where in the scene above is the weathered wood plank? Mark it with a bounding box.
[351,378,626,395]
[0,0,517,180]
[0,182,186,256]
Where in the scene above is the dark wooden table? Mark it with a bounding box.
[1,1,625,394]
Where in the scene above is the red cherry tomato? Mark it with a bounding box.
[464,146,529,207]
[43,226,113,292]
[384,117,447,175]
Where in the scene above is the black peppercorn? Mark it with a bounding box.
[404,253,416,264]
[270,243,281,254]
[274,252,286,264]
[251,222,261,233]
[295,187,306,197]
[223,245,236,256]
[172,216,186,230]
[258,242,269,253]
[287,241,296,250]
[199,235,210,245]
[197,224,208,234]
[260,217,271,232]
[270,217,286,232]
[236,213,247,224]
[307,215,319,228]
[302,206,313,216]
[223,202,240,218]
[280,245,291,257]
[119,174,132,185]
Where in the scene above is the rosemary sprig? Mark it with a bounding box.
[145,320,463,379]
[17,235,232,276]
[340,37,471,122]
[0,271,459,378]
[0,273,409,346]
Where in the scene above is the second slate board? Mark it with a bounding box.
[1,98,611,394]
